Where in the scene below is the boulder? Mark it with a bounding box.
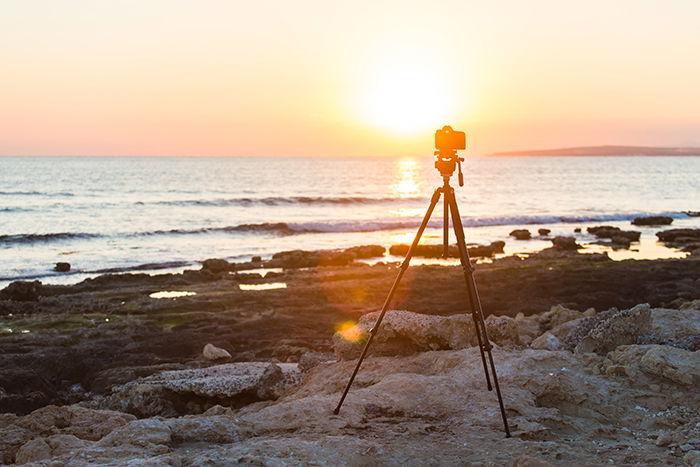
[332,310,478,360]
[603,344,700,386]
[632,216,673,226]
[164,415,243,444]
[15,434,90,464]
[103,363,302,417]
[54,262,71,272]
[298,352,335,372]
[202,343,232,361]
[574,304,651,355]
[344,245,386,259]
[251,255,262,262]
[484,315,519,345]
[530,332,564,351]
[510,229,531,240]
[537,228,551,236]
[0,281,43,302]
[200,258,231,273]
[550,236,581,250]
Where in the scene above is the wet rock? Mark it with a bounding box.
[344,245,386,259]
[202,343,232,361]
[632,216,673,226]
[656,228,700,252]
[103,363,302,417]
[587,226,641,242]
[551,236,581,250]
[510,229,532,240]
[388,241,505,258]
[575,304,651,355]
[0,280,43,302]
[538,228,551,236]
[200,258,231,273]
[251,255,262,262]
[332,310,477,360]
[269,249,355,268]
[54,262,71,272]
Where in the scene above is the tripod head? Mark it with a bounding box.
[434,125,465,186]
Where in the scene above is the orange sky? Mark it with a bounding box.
[1,1,699,156]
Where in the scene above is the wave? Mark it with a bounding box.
[0,191,74,197]
[0,232,102,244]
[0,211,689,246]
[151,195,422,207]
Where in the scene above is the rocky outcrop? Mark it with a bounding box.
[537,228,551,236]
[656,228,700,254]
[632,216,673,226]
[550,236,581,250]
[587,226,641,242]
[388,241,505,258]
[0,281,43,302]
[102,362,302,417]
[510,229,531,240]
[343,245,386,259]
[268,249,355,268]
[574,304,651,354]
[332,310,479,360]
[53,262,71,272]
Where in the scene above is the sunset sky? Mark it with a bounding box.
[1,1,699,156]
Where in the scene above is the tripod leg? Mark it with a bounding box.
[443,188,492,391]
[334,188,443,415]
[443,190,449,258]
[446,188,511,437]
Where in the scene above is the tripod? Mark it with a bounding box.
[333,145,511,437]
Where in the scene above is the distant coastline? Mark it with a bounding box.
[490,145,700,156]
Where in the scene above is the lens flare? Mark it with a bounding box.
[335,320,364,343]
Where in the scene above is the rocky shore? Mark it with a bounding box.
[1,238,699,465]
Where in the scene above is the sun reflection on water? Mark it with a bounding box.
[391,159,420,198]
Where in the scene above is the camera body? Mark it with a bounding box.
[435,125,466,152]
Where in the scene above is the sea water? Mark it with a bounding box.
[1,155,698,287]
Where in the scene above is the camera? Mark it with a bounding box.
[435,125,466,151]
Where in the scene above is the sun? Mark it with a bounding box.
[357,59,454,134]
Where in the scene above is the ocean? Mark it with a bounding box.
[1,155,698,287]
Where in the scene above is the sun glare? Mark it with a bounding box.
[355,54,455,135]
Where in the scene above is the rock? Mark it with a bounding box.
[656,431,673,446]
[604,344,700,386]
[164,416,243,444]
[200,258,231,273]
[202,343,232,361]
[485,315,519,345]
[269,249,355,268]
[551,236,581,250]
[97,418,171,456]
[251,255,262,262]
[54,262,71,272]
[14,437,51,464]
[0,280,43,302]
[104,363,302,417]
[575,304,651,355]
[16,434,90,464]
[685,450,700,466]
[632,216,673,226]
[344,245,386,259]
[512,454,554,466]
[587,226,641,241]
[574,227,581,232]
[531,332,564,351]
[649,307,700,340]
[610,235,632,248]
[298,352,335,372]
[656,229,700,252]
[538,228,551,236]
[332,310,477,360]
[388,242,504,258]
[510,229,532,240]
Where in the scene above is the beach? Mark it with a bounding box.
[1,243,699,464]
